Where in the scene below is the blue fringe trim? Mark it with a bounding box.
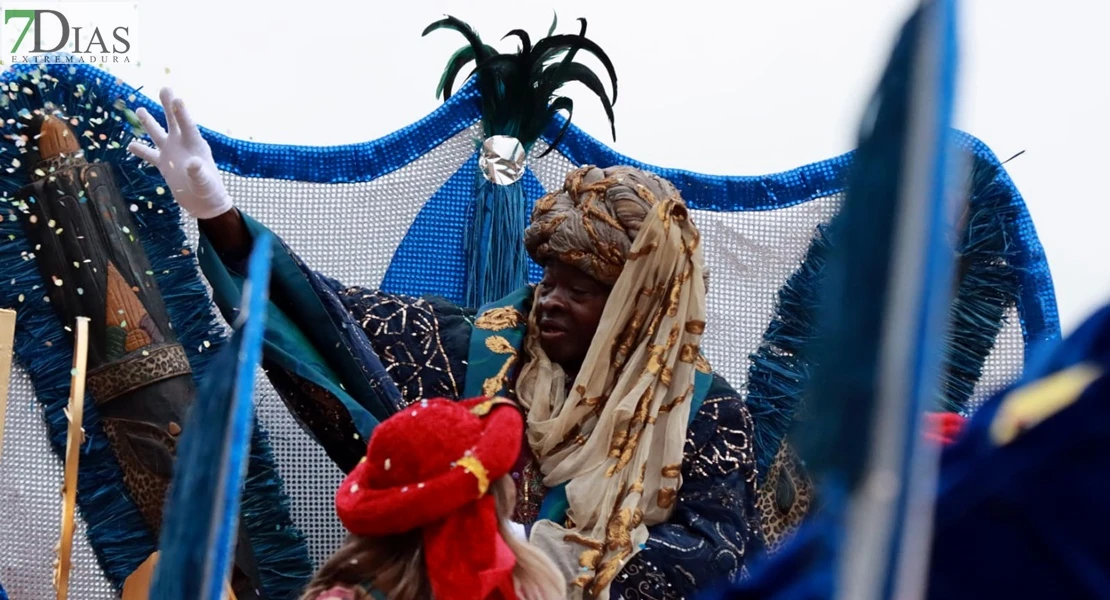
[745,225,831,479]
[0,580,7,600]
[743,149,1022,480]
[0,64,311,597]
[152,312,259,600]
[241,426,313,598]
[941,156,1020,412]
[464,174,529,309]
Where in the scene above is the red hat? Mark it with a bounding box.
[335,396,524,600]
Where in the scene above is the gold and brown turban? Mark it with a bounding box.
[524,165,686,285]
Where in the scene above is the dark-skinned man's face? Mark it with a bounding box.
[535,261,611,374]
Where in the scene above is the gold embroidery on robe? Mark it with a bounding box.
[474,307,525,332]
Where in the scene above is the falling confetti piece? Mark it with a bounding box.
[52,276,62,286]
[203,340,211,348]
[18,294,24,302]
[77,288,83,295]
[130,204,138,212]
[155,186,165,195]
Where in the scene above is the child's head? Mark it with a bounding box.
[301,398,563,600]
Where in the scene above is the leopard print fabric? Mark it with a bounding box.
[86,343,192,403]
[757,441,813,552]
[100,418,180,533]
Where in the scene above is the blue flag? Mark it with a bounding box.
[696,1,961,598]
[150,232,274,600]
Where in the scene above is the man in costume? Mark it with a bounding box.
[129,89,763,599]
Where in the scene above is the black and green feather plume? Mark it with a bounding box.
[423,14,618,156]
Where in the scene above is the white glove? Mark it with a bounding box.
[127,88,233,220]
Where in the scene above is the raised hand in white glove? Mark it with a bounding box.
[127,87,233,220]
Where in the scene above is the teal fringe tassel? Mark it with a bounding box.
[464,174,529,309]
[745,225,832,480]
[744,150,1021,481]
[242,426,313,598]
[0,580,7,600]
[0,64,311,597]
[151,322,258,600]
[940,156,1020,412]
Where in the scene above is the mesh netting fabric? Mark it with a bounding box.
[0,368,117,599]
[180,125,484,571]
[529,140,1029,410]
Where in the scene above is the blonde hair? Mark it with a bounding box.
[491,477,565,600]
[301,476,564,599]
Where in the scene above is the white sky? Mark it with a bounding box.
[32,0,1110,333]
